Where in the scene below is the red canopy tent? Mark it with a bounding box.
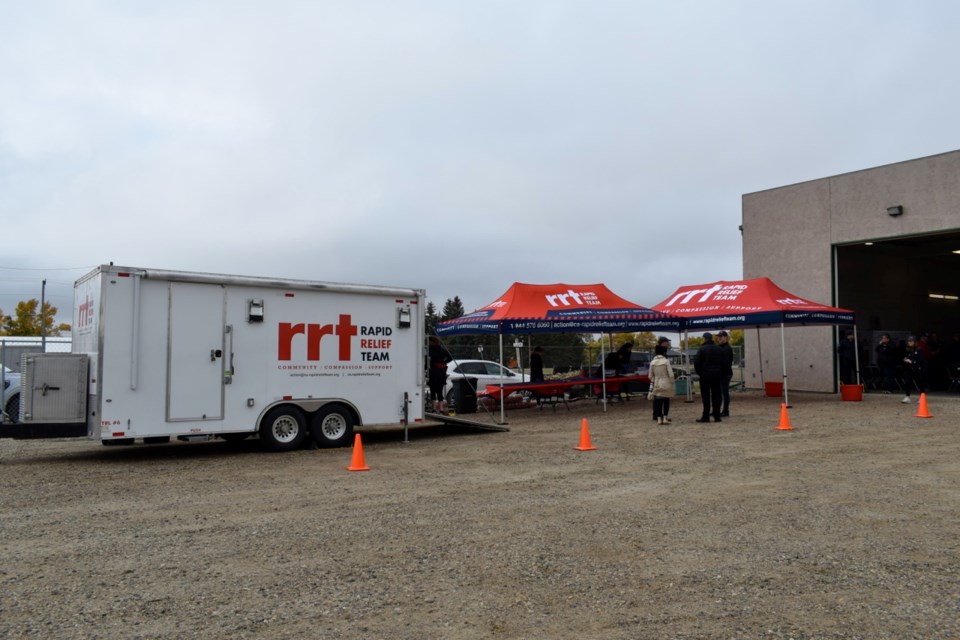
[437,283,682,419]
[651,278,856,405]
[437,282,681,336]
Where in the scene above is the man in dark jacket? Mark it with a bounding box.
[837,330,857,385]
[694,332,724,422]
[875,333,898,394]
[716,330,734,416]
[901,336,926,404]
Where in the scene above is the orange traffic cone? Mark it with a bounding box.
[574,417,596,451]
[347,433,370,471]
[914,393,933,419]
[775,403,794,431]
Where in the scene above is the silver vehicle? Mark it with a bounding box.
[442,359,529,403]
[2,365,21,423]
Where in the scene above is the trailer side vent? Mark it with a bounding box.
[248,299,264,323]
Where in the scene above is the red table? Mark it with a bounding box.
[482,375,650,410]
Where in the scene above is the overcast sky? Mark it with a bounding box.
[2,1,958,325]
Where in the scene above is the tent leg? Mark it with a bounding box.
[780,322,790,408]
[853,325,861,386]
[599,335,608,412]
[756,326,764,388]
[499,333,505,424]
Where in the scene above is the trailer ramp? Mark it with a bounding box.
[423,412,510,432]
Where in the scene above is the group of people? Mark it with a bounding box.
[646,332,735,425]
[873,333,936,404]
[841,331,960,403]
[428,332,739,422]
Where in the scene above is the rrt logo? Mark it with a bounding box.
[664,284,747,306]
[278,314,358,361]
[77,294,95,328]
[544,289,600,307]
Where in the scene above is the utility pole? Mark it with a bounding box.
[41,278,47,351]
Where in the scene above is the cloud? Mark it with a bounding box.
[1,1,959,323]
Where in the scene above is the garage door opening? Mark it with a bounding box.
[835,229,960,391]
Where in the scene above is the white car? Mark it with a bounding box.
[2,365,21,423]
[443,359,529,403]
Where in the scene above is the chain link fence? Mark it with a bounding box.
[1,336,73,372]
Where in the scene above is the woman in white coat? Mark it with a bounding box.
[648,343,675,425]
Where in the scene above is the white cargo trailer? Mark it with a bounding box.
[4,265,426,451]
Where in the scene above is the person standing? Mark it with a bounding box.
[837,330,858,385]
[901,335,926,404]
[716,330,734,417]
[427,336,452,413]
[530,346,545,382]
[529,346,545,406]
[694,332,724,423]
[875,333,898,394]
[647,343,675,425]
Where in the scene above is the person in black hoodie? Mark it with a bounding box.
[837,330,858,385]
[427,336,452,413]
[875,333,898,394]
[717,330,734,417]
[694,332,724,422]
[900,335,926,404]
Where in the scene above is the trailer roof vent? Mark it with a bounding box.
[397,305,411,329]
[248,299,264,323]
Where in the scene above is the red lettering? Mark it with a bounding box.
[278,322,306,360]
[277,314,359,361]
[336,314,358,360]
[308,323,334,360]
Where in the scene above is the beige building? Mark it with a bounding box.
[742,149,960,392]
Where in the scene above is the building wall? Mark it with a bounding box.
[741,149,960,392]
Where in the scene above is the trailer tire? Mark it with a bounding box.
[259,406,307,452]
[310,405,354,448]
[4,393,20,423]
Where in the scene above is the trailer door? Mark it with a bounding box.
[167,282,225,421]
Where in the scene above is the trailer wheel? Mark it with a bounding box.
[259,407,307,452]
[4,393,20,423]
[310,405,354,448]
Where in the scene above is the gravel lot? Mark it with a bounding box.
[2,390,959,639]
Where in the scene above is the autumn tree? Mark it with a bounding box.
[1,299,70,336]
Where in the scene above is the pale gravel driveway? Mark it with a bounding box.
[2,390,958,639]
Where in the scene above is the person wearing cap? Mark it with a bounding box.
[901,336,926,404]
[716,330,734,417]
[694,332,724,422]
